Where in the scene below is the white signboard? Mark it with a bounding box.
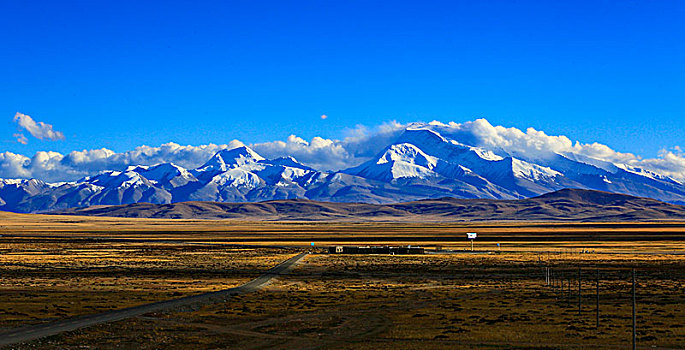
[466,232,477,239]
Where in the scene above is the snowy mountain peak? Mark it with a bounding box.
[377,143,438,169]
[216,146,264,165]
[194,146,265,176]
[3,123,685,213]
[398,128,450,147]
[344,143,439,181]
[84,170,151,189]
[395,128,505,164]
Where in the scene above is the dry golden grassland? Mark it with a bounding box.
[1,213,684,349]
[18,252,685,349]
[0,238,294,329]
[1,212,684,251]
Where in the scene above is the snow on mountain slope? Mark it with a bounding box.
[210,168,262,188]
[510,158,561,181]
[345,128,568,198]
[182,152,323,203]
[202,155,318,190]
[616,164,681,184]
[254,163,316,186]
[345,143,439,181]
[84,170,149,188]
[78,170,172,205]
[560,152,621,174]
[129,163,197,189]
[338,124,685,202]
[0,179,53,210]
[2,122,685,213]
[193,146,265,180]
[253,157,320,186]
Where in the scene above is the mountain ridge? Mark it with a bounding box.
[2,122,685,213]
[49,188,685,222]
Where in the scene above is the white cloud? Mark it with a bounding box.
[252,135,352,170]
[1,118,684,183]
[0,152,32,178]
[640,148,685,181]
[13,133,28,145]
[0,120,404,182]
[12,112,65,142]
[340,121,406,158]
[423,119,685,181]
[0,141,245,182]
[251,121,406,171]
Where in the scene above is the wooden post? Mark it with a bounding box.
[596,268,600,329]
[632,268,636,350]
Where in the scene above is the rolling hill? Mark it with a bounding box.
[51,189,685,222]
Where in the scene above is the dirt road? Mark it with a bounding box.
[0,252,308,348]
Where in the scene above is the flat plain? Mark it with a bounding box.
[0,212,683,349]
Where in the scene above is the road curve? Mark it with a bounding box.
[0,252,308,348]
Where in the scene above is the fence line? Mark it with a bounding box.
[542,265,644,348]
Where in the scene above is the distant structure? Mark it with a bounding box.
[327,246,425,255]
[467,232,477,251]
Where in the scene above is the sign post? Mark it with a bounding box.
[466,232,477,251]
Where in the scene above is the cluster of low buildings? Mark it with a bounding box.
[327,245,425,255]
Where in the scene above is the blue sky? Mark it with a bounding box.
[2,0,684,159]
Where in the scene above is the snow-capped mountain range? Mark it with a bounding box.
[2,123,685,213]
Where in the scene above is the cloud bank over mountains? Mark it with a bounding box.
[1,119,684,183]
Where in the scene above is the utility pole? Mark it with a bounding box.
[548,267,550,286]
[578,267,582,315]
[632,268,637,350]
[596,268,600,329]
[546,267,549,286]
